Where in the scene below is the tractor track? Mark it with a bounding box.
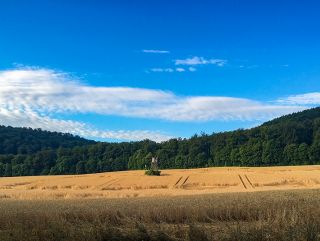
[100,178,120,189]
[238,175,247,189]
[181,176,190,185]
[244,175,255,188]
[174,176,183,186]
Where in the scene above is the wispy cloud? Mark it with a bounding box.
[0,67,312,141]
[142,49,170,54]
[277,92,320,105]
[150,68,174,73]
[175,56,227,66]
[175,68,185,72]
[149,67,188,73]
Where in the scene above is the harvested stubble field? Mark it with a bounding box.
[0,165,320,199]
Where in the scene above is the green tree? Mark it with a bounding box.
[4,163,12,177]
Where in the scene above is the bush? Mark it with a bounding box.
[145,169,161,176]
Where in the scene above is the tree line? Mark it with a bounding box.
[1,107,320,176]
[0,125,93,155]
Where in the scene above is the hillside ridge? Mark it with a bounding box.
[0,107,319,176]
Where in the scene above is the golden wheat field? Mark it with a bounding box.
[1,165,320,200]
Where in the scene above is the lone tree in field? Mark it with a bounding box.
[145,157,161,176]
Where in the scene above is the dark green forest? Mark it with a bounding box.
[1,107,320,177]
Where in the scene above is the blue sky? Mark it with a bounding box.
[0,0,320,142]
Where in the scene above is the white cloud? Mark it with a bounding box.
[150,67,194,73]
[150,68,174,73]
[175,68,185,72]
[142,49,170,54]
[152,97,305,122]
[0,67,312,141]
[277,92,320,105]
[175,56,227,66]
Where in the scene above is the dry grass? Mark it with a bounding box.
[0,189,320,240]
[1,165,320,200]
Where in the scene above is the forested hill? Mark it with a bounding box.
[0,126,94,155]
[1,107,320,177]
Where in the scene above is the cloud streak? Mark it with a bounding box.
[150,68,175,73]
[0,67,313,141]
[142,49,170,54]
[175,56,227,66]
[149,67,191,73]
[277,92,320,105]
